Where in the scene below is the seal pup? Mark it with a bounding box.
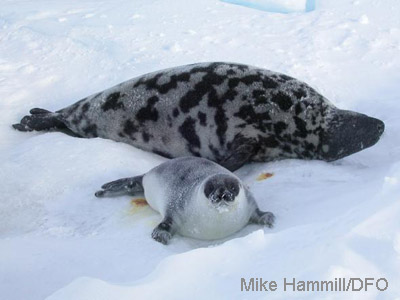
[95,157,275,244]
[13,62,385,170]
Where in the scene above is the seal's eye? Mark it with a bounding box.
[225,180,240,196]
[204,181,214,198]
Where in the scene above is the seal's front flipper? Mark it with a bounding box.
[12,108,66,132]
[151,216,176,245]
[95,175,144,198]
[245,189,275,228]
[220,135,258,171]
[250,208,275,228]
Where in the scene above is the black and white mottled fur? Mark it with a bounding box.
[13,62,385,170]
[95,157,274,244]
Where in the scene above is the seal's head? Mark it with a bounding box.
[320,109,385,161]
[203,174,240,208]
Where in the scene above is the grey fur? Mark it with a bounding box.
[13,62,385,170]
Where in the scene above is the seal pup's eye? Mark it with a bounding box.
[229,184,239,194]
[204,175,239,204]
[225,179,240,196]
[204,181,215,198]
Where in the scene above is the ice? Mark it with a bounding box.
[221,0,315,14]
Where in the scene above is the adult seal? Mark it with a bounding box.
[95,157,275,244]
[13,62,385,171]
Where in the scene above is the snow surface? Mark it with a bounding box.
[1,0,400,299]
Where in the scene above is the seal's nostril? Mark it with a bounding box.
[377,121,385,134]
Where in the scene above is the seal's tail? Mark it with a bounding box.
[12,108,66,132]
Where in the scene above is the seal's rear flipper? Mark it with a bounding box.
[12,108,67,132]
[95,175,144,198]
[29,108,52,115]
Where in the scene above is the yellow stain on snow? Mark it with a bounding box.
[124,198,158,227]
[256,172,274,181]
[131,198,148,207]
[129,198,149,214]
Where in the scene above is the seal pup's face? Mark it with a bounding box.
[320,109,385,161]
[203,174,240,210]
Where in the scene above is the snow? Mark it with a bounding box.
[1,0,400,299]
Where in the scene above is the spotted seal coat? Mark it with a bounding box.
[95,157,275,244]
[13,62,385,171]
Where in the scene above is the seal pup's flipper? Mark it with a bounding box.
[95,175,144,198]
[245,189,275,228]
[12,108,67,132]
[249,208,275,228]
[151,216,177,245]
